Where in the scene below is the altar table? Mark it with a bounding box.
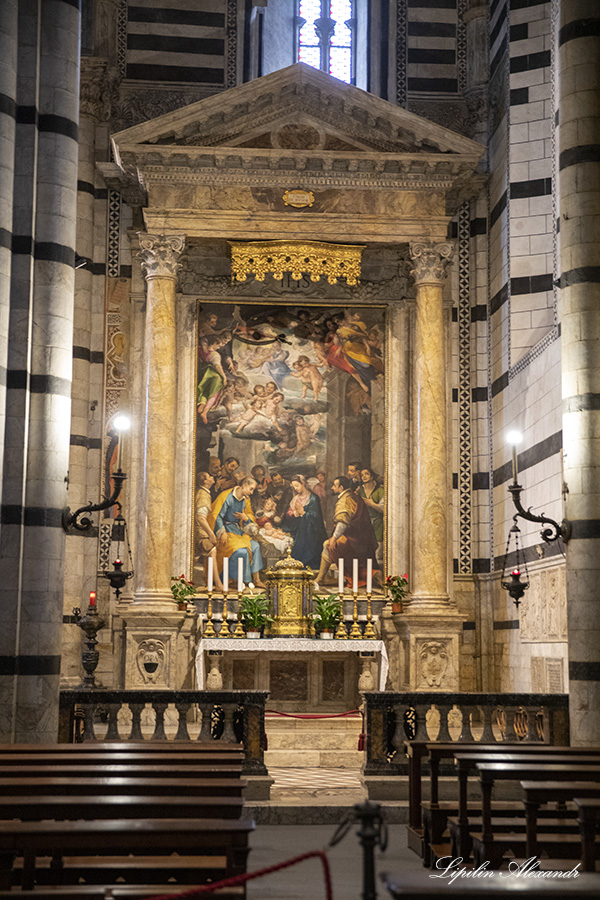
[195,638,389,707]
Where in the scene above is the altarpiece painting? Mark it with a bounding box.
[192,302,385,591]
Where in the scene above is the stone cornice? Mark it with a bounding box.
[116,145,479,193]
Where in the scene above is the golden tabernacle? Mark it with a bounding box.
[265,549,314,637]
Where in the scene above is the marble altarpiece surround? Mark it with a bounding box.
[103,64,486,694]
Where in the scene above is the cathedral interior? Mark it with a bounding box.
[0,1,599,886]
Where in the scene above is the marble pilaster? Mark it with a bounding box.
[409,242,453,608]
[133,233,185,612]
[559,0,600,745]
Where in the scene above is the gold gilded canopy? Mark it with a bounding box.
[229,239,365,285]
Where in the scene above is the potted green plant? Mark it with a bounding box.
[171,573,196,610]
[239,593,273,638]
[312,593,341,639]
[386,573,409,613]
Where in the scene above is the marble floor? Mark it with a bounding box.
[246,823,424,899]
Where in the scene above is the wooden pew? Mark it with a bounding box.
[521,782,600,861]
[0,818,254,890]
[382,871,600,898]
[0,794,245,821]
[469,762,600,867]
[450,752,600,860]
[405,742,596,865]
[575,798,600,873]
[0,888,245,899]
[0,765,248,787]
[0,775,247,798]
[0,752,244,767]
[0,742,243,754]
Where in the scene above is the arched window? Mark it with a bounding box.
[296,0,355,84]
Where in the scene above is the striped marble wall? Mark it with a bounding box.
[126,0,228,85]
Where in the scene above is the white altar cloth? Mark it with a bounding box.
[195,637,388,691]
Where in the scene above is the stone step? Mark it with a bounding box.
[265,716,362,732]
[245,801,409,825]
[267,730,361,750]
[264,749,364,768]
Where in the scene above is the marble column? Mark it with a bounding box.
[558,0,600,745]
[135,233,185,611]
[0,0,18,484]
[0,0,80,741]
[409,241,453,608]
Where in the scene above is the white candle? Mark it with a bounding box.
[223,557,229,593]
[338,558,344,594]
[237,557,244,592]
[207,556,213,592]
[353,558,358,593]
[366,558,372,594]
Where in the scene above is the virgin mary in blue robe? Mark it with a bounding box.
[281,475,328,570]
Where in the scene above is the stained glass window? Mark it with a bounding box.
[296,1,355,85]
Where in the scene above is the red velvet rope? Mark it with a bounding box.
[144,849,333,900]
[266,709,360,719]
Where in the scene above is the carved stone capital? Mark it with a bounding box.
[409,242,454,285]
[137,233,186,281]
[80,58,119,122]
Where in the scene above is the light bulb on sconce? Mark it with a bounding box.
[506,430,522,483]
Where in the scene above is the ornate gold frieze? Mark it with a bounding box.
[229,240,365,286]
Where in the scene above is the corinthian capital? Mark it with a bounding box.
[409,242,454,284]
[138,233,186,281]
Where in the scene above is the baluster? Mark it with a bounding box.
[523,706,538,742]
[414,704,429,741]
[480,705,495,742]
[392,704,406,756]
[503,706,519,742]
[198,702,214,741]
[151,701,168,740]
[174,701,191,740]
[82,703,96,742]
[104,703,121,740]
[458,703,474,742]
[436,704,452,742]
[128,703,144,741]
[221,703,237,743]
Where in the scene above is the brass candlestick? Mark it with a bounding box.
[203,589,216,638]
[349,591,362,639]
[363,592,377,639]
[220,590,231,637]
[233,587,246,638]
[335,590,347,639]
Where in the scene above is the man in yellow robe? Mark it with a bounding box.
[208,476,265,586]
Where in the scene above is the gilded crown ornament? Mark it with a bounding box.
[229,240,364,285]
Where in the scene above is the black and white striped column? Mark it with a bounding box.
[559,0,600,744]
[0,0,18,501]
[0,0,80,742]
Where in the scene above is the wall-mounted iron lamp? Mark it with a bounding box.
[63,414,131,532]
[506,431,571,544]
[101,510,134,599]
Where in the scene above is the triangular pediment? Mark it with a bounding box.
[112,63,482,158]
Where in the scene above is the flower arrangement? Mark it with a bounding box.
[386,573,409,611]
[171,574,196,608]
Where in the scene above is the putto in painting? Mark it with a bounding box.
[193,302,385,591]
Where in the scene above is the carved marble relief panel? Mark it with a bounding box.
[519,565,567,643]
